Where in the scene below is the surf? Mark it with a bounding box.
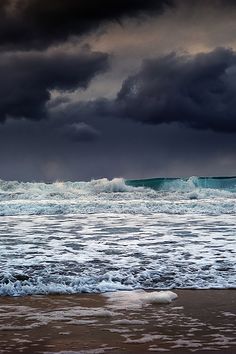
[0,176,235,216]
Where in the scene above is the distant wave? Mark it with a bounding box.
[126,176,236,191]
[0,176,235,216]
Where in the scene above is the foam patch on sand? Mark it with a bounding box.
[44,349,116,354]
[111,319,148,325]
[125,333,163,343]
[104,290,177,309]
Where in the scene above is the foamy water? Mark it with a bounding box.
[0,177,235,295]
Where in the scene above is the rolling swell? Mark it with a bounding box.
[126,176,236,191]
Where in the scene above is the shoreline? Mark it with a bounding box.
[0,289,235,353]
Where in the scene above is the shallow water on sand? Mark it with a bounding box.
[0,290,235,353]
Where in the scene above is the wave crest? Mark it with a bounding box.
[0,176,235,216]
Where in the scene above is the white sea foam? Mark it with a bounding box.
[125,334,163,344]
[111,319,148,325]
[105,290,178,310]
[0,210,235,295]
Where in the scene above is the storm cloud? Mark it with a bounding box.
[89,48,236,133]
[0,48,109,121]
[0,0,236,181]
[0,0,172,49]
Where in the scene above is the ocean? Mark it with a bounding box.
[0,176,235,296]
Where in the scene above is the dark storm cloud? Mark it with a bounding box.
[87,48,236,133]
[0,0,173,49]
[0,49,109,121]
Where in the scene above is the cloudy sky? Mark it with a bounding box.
[0,0,236,181]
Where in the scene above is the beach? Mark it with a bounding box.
[0,290,236,353]
[1,0,236,351]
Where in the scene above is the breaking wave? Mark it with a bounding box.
[0,176,235,216]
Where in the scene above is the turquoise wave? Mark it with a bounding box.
[126,176,236,191]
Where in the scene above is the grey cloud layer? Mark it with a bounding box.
[63,122,101,142]
[1,116,235,181]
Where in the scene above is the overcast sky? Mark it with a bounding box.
[0,0,236,181]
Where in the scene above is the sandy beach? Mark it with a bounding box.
[0,290,235,353]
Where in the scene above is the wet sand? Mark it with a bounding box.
[0,290,235,353]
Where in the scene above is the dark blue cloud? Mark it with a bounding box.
[90,48,236,133]
[0,49,109,122]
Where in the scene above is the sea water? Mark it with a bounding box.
[0,176,235,296]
